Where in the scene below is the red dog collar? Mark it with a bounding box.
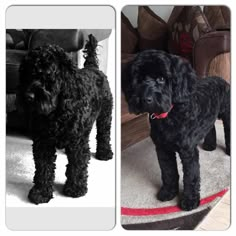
[150,105,174,120]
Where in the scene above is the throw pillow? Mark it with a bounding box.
[168,6,212,63]
[121,12,138,54]
[204,6,230,30]
[137,6,168,51]
[6,29,27,49]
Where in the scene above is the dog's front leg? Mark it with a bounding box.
[179,147,200,211]
[28,140,57,204]
[156,148,179,201]
[63,138,90,198]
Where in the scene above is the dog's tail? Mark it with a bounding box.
[83,34,99,69]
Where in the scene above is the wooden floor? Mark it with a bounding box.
[196,190,230,230]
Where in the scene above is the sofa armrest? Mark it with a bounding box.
[193,30,230,78]
[29,29,84,52]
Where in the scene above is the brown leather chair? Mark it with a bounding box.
[193,31,230,82]
[194,6,230,82]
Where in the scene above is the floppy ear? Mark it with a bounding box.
[121,55,139,102]
[121,61,132,100]
[170,55,197,103]
[16,57,31,114]
[121,59,141,113]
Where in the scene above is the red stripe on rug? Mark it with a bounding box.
[121,189,228,216]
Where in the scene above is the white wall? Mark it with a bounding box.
[122,6,174,27]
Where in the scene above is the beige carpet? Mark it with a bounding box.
[121,120,230,226]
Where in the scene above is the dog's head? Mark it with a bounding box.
[17,44,76,115]
[122,50,197,114]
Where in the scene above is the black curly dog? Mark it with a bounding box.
[17,34,113,204]
[122,50,230,211]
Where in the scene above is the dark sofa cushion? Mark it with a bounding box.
[137,6,168,51]
[6,29,27,50]
[204,6,230,30]
[168,6,212,63]
[121,12,138,54]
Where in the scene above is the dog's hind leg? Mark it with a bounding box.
[28,140,57,204]
[223,116,230,155]
[95,92,113,161]
[156,148,179,201]
[63,134,90,198]
[221,110,230,155]
[219,91,230,155]
[202,125,217,151]
[179,147,200,211]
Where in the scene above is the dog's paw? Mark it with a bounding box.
[28,186,53,204]
[63,183,87,198]
[157,187,178,202]
[226,147,230,156]
[95,149,113,161]
[202,142,216,151]
[180,196,200,211]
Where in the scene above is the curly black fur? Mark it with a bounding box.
[17,34,113,204]
[122,50,230,211]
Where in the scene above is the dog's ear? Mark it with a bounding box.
[121,61,132,98]
[121,56,137,101]
[16,60,30,114]
[170,55,197,103]
[121,59,141,113]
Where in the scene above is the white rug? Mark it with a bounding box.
[6,134,115,208]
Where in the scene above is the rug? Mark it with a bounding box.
[6,133,115,208]
[121,120,230,230]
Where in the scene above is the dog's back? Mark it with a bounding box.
[196,76,229,98]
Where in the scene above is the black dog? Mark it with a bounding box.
[122,50,230,211]
[17,35,113,204]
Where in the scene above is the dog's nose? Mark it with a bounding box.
[25,92,35,102]
[145,97,153,104]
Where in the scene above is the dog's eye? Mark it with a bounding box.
[156,77,165,84]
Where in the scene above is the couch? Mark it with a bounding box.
[122,5,230,80]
